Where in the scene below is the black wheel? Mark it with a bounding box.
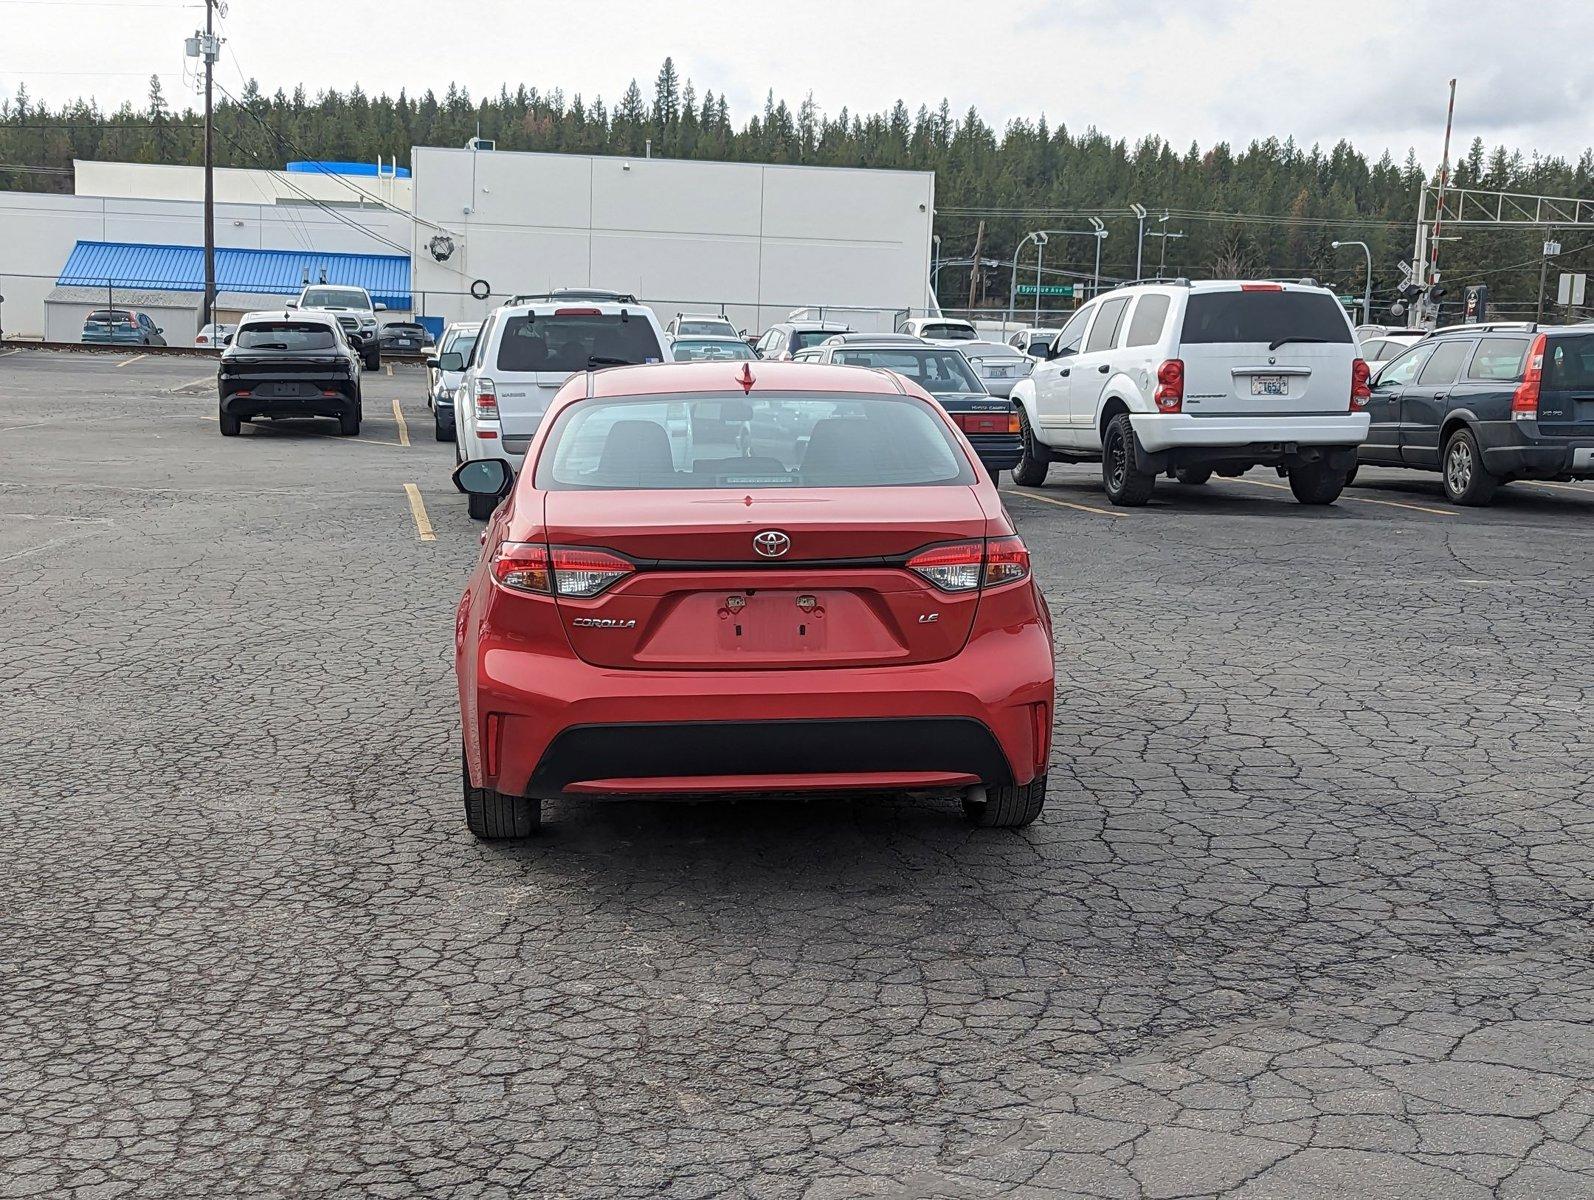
[1174,467,1212,485]
[1287,461,1346,505]
[1011,405,1051,486]
[363,349,381,372]
[219,411,241,437]
[1101,413,1155,506]
[338,411,360,437]
[435,412,454,443]
[1344,464,1359,486]
[963,775,1047,829]
[468,491,499,521]
[463,749,540,839]
[1442,428,1497,506]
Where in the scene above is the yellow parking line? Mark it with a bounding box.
[403,483,436,541]
[1227,473,1457,516]
[391,398,410,447]
[1009,489,1127,518]
[386,363,394,377]
[116,353,147,367]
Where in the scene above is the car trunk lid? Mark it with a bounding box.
[1179,288,1355,418]
[539,486,988,669]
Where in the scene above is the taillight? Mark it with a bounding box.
[906,537,1031,593]
[550,547,634,597]
[954,412,1016,435]
[489,543,634,597]
[1007,411,1022,434]
[906,541,984,593]
[1350,358,1372,410]
[983,535,1030,588]
[1513,333,1547,419]
[1155,359,1184,412]
[475,376,499,422]
[492,542,551,593]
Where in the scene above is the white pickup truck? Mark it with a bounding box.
[290,284,385,371]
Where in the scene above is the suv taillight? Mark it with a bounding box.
[1154,359,1184,412]
[490,543,634,598]
[906,536,1031,593]
[475,376,498,421]
[1513,333,1547,419]
[1350,358,1372,410]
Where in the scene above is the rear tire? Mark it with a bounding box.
[435,412,454,443]
[339,412,360,437]
[1012,406,1051,486]
[1287,461,1346,505]
[1343,464,1359,486]
[1442,428,1497,506]
[463,750,540,839]
[1174,467,1212,485]
[1101,413,1155,506]
[218,412,241,437]
[963,775,1047,829]
[468,492,499,521]
[363,348,381,372]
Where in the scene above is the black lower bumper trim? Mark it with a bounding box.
[525,717,1013,798]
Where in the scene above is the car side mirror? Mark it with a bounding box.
[374,302,387,311]
[285,300,297,308]
[222,334,233,346]
[425,356,441,369]
[453,458,512,498]
[1045,342,1069,361]
[439,351,464,371]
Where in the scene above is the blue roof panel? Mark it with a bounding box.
[56,241,411,309]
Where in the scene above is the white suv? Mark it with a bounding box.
[454,297,670,517]
[1009,280,1371,505]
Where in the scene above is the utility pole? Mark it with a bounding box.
[1428,78,1457,289]
[1150,213,1184,279]
[966,219,985,312]
[1537,238,1560,322]
[1129,203,1148,280]
[186,4,221,331]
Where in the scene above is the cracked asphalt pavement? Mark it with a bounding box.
[3,348,1593,1198]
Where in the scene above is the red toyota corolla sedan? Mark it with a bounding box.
[451,360,1056,838]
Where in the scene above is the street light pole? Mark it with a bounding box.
[1034,235,1045,326]
[1331,240,1373,326]
[1008,230,1045,329]
[1129,203,1148,280]
[1151,213,1185,280]
[1089,218,1106,300]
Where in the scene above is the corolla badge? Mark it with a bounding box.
[753,530,791,558]
[571,617,636,629]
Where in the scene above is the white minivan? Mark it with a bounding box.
[1009,280,1371,506]
[454,297,671,517]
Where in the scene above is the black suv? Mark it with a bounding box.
[1357,322,1594,504]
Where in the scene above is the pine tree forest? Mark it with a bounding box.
[6,58,1592,320]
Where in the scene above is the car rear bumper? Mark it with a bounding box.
[1130,412,1370,453]
[464,618,1055,800]
[1483,430,1594,479]
[221,382,355,418]
[967,433,1023,472]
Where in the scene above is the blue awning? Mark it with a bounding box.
[55,241,411,309]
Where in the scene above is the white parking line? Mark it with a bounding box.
[1226,474,1458,517]
[0,348,22,359]
[116,353,147,367]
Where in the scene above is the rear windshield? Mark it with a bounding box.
[675,319,735,336]
[1181,291,1352,345]
[300,287,369,309]
[236,321,337,351]
[86,310,134,324]
[536,392,974,490]
[919,323,977,341]
[671,338,755,361]
[831,347,982,394]
[496,314,663,373]
[794,329,845,351]
[1545,335,1594,389]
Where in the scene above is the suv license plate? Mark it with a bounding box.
[1251,375,1288,396]
[262,382,306,397]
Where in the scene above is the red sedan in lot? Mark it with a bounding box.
[451,360,1056,837]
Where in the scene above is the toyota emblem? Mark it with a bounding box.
[753,530,791,558]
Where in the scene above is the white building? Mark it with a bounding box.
[74,159,412,212]
[409,147,936,334]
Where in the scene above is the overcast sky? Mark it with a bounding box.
[5,0,1593,167]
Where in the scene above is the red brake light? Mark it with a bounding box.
[475,377,498,421]
[550,547,634,597]
[983,535,1030,588]
[906,541,984,593]
[1155,359,1184,412]
[1350,358,1372,410]
[1240,283,1283,292]
[954,412,1014,435]
[1513,333,1547,417]
[491,542,552,594]
[554,307,602,317]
